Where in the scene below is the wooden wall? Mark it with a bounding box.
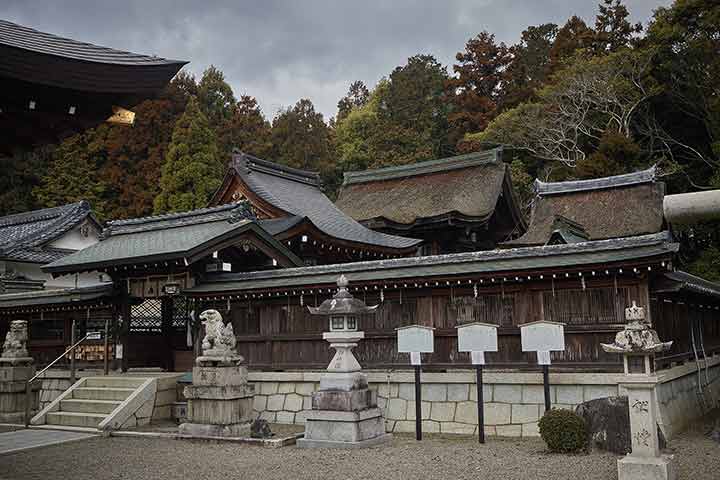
[199,277,650,371]
[652,296,720,369]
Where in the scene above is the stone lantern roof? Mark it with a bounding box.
[601,301,672,354]
[307,275,378,316]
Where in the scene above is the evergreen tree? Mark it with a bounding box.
[219,95,273,159]
[337,81,370,122]
[153,97,222,214]
[34,132,109,218]
[270,98,333,171]
[448,33,511,150]
[503,23,558,108]
[548,16,595,73]
[593,0,643,54]
[197,65,236,130]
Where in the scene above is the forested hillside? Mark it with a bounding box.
[1,0,717,278]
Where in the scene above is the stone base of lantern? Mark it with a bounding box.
[618,454,676,480]
[298,371,390,449]
[297,408,391,449]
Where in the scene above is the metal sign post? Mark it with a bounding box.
[397,325,435,441]
[520,321,566,413]
[457,322,498,444]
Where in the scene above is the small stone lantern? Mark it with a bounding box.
[298,275,390,448]
[601,301,676,480]
[307,275,376,373]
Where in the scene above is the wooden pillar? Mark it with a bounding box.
[161,297,175,372]
[119,287,131,373]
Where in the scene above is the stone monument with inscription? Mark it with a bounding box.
[179,310,254,437]
[601,301,676,480]
[0,320,39,423]
[297,275,391,448]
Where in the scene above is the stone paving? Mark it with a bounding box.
[0,428,96,455]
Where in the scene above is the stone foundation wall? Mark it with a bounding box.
[656,355,720,438]
[248,371,623,437]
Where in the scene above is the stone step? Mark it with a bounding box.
[60,399,122,415]
[83,377,148,389]
[46,411,106,428]
[72,387,135,401]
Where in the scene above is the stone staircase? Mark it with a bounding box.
[33,376,154,430]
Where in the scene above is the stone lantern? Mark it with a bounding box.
[297,275,391,448]
[601,301,676,480]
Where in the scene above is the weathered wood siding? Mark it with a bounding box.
[200,277,650,371]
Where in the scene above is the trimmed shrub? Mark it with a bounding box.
[538,408,588,453]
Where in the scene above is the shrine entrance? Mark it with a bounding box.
[126,295,194,372]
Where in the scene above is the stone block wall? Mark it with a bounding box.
[247,371,623,437]
[656,355,720,438]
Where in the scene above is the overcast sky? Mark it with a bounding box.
[2,0,670,120]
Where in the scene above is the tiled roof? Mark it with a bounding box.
[506,167,665,247]
[653,271,720,299]
[0,201,95,263]
[44,203,302,273]
[0,19,184,66]
[212,153,421,251]
[335,148,522,228]
[0,284,112,309]
[186,232,678,294]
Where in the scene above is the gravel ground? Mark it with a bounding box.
[2,424,718,480]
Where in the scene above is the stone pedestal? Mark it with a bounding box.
[0,358,39,423]
[297,369,391,449]
[617,379,676,480]
[179,362,254,437]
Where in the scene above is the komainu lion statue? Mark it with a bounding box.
[2,320,29,359]
[200,309,237,355]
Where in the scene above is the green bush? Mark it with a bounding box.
[538,408,588,453]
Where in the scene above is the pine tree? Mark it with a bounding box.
[153,97,222,214]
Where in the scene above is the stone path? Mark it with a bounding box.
[0,428,96,455]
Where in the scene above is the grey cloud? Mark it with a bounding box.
[1,0,669,119]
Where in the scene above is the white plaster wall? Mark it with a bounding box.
[48,224,99,250]
[5,261,108,289]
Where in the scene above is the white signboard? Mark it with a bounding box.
[86,331,102,341]
[520,321,565,352]
[457,322,498,352]
[397,325,435,353]
[519,321,565,365]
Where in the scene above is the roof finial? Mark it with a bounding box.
[337,274,349,289]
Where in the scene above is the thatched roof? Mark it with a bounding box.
[506,167,665,247]
[335,148,525,232]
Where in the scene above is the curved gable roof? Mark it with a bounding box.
[211,153,421,252]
